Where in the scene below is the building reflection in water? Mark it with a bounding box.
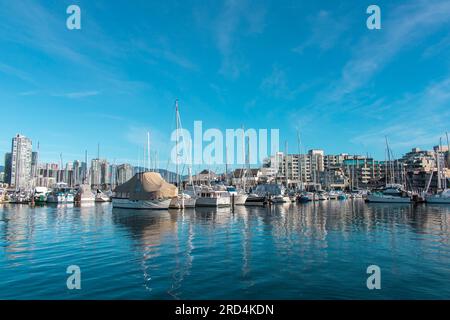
[1,200,449,299]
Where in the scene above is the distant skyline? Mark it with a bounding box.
[1,0,450,169]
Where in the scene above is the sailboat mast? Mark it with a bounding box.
[284,140,288,188]
[147,132,151,172]
[385,136,393,184]
[437,138,443,190]
[97,143,101,188]
[241,125,247,191]
[296,128,303,190]
[446,132,450,171]
[225,146,229,185]
[175,99,180,190]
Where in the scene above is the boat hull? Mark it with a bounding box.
[426,197,450,204]
[169,197,197,209]
[196,197,230,207]
[112,197,172,210]
[271,196,290,203]
[366,194,411,203]
[232,194,248,205]
[47,194,75,204]
[245,196,267,206]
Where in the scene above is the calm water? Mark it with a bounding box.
[0,200,449,300]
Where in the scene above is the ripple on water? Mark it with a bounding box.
[0,201,450,299]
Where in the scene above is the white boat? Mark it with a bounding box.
[169,193,197,209]
[0,188,6,203]
[366,184,411,203]
[271,194,290,203]
[248,184,286,205]
[47,183,75,203]
[195,187,230,207]
[113,197,173,209]
[245,193,267,206]
[112,172,177,210]
[314,191,328,201]
[328,190,339,200]
[426,189,450,204]
[75,184,95,203]
[95,189,111,202]
[33,187,49,203]
[226,186,248,205]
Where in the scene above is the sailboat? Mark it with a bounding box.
[112,172,178,210]
[366,137,411,203]
[75,151,95,203]
[168,100,198,209]
[426,137,450,204]
[228,129,248,205]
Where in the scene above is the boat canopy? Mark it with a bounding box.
[114,172,178,200]
[255,184,285,196]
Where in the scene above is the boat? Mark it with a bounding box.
[297,192,314,203]
[168,99,199,210]
[314,191,328,201]
[75,184,95,203]
[226,186,248,205]
[245,184,286,206]
[0,188,6,203]
[33,187,49,204]
[169,192,197,209]
[426,189,450,204]
[112,172,177,210]
[195,186,230,207]
[245,193,268,206]
[95,189,111,202]
[366,184,411,203]
[271,194,290,203]
[337,192,348,200]
[328,190,339,200]
[47,183,75,203]
[425,142,450,204]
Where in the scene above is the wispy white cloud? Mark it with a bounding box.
[328,0,450,102]
[0,62,35,83]
[293,10,350,54]
[18,90,39,96]
[260,65,316,100]
[351,77,450,151]
[212,0,267,78]
[132,39,198,71]
[51,91,100,99]
[290,0,450,154]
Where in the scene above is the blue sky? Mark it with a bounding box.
[0,0,450,170]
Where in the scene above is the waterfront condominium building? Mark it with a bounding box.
[10,134,33,189]
[262,150,325,188]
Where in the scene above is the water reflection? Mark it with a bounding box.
[1,200,450,299]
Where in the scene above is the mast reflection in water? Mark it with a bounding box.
[0,201,449,299]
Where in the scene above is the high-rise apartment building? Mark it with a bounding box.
[10,134,33,189]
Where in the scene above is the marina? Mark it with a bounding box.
[1,0,450,305]
[0,199,449,299]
